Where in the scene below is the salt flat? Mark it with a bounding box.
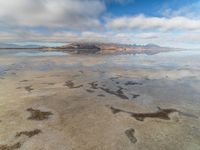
[0,50,200,150]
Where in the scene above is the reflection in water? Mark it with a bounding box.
[13,51,68,57]
[0,49,200,150]
[0,50,200,72]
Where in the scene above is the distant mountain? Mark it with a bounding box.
[0,42,183,55]
[54,42,183,55]
[0,43,42,49]
[58,43,100,54]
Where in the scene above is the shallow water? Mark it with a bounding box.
[0,49,68,57]
[0,49,200,150]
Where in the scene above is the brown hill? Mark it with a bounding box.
[46,43,183,55]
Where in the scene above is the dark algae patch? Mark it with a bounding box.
[132,94,140,99]
[98,94,105,97]
[88,81,98,89]
[110,107,122,114]
[0,129,42,150]
[100,87,129,100]
[79,70,84,74]
[88,79,141,100]
[109,76,122,81]
[41,82,55,85]
[125,81,143,86]
[65,80,83,89]
[125,128,137,144]
[110,106,196,121]
[24,86,34,93]
[20,80,29,82]
[86,89,95,93]
[27,108,53,120]
[0,142,21,150]
[16,129,41,138]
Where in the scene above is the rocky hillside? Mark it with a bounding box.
[59,43,101,54]
[54,43,182,55]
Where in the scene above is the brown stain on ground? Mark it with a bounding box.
[0,129,42,150]
[27,108,53,120]
[125,81,143,86]
[97,94,105,97]
[132,94,140,99]
[24,86,34,93]
[19,80,29,82]
[0,142,21,150]
[110,106,180,121]
[88,80,141,100]
[41,83,55,85]
[86,89,95,93]
[88,81,98,89]
[88,81,129,99]
[109,76,122,81]
[100,87,129,100]
[125,128,137,144]
[16,129,41,138]
[64,81,83,89]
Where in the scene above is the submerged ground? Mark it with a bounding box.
[0,50,200,150]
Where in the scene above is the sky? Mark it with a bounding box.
[0,0,200,48]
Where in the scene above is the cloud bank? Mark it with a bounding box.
[0,0,105,29]
[107,15,200,31]
[0,0,200,48]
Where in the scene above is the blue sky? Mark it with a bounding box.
[106,0,196,17]
[0,0,200,48]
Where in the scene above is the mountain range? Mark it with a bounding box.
[0,42,183,54]
[54,43,183,54]
[0,43,42,49]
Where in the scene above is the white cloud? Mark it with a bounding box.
[1,29,200,49]
[162,1,200,19]
[1,0,200,49]
[107,14,200,31]
[0,0,105,30]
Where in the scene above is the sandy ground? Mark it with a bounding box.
[0,53,200,150]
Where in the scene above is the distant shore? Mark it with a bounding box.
[0,42,184,55]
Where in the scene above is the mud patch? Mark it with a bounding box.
[64,81,83,89]
[100,87,129,100]
[16,129,41,138]
[89,81,130,100]
[132,94,140,99]
[0,129,41,150]
[27,108,53,120]
[86,89,95,93]
[24,86,34,93]
[88,81,98,89]
[79,70,84,74]
[98,94,105,97]
[20,80,29,82]
[125,128,137,144]
[41,83,55,85]
[0,142,21,150]
[109,76,122,81]
[111,106,181,121]
[125,81,142,86]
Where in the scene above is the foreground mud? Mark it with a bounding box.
[0,52,200,150]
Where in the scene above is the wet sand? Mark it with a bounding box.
[0,51,200,150]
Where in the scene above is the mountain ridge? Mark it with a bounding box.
[0,42,184,54]
[54,42,183,54]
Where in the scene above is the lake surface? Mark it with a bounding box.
[0,49,68,57]
[0,49,200,150]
